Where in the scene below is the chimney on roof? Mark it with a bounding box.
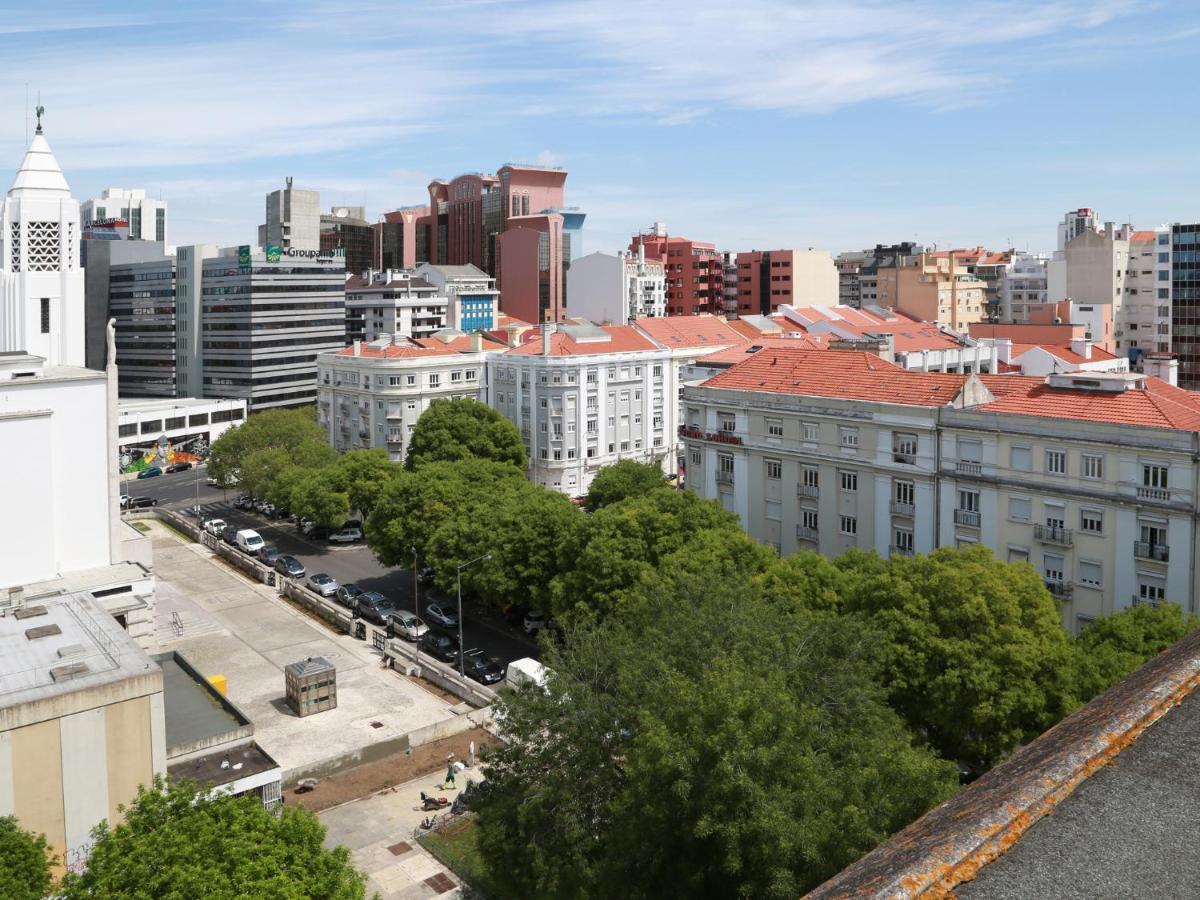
[470,333,483,353]
[541,322,555,356]
[378,333,392,348]
[1070,336,1091,360]
[353,340,361,356]
[1142,352,1179,387]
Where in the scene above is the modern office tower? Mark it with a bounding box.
[0,115,85,367]
[374,205,430,270]
[109,245,345,410]
[1057,207,1102,251]
[80,188,167,244]
[261,177,320,252]
[320,205,372,276]
[566,248,667,323]
[629,223,723,316]
[733,249,839,315]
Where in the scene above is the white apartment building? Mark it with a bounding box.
[682,347,1200,632]
[1057,207,1102,251]
[414,263,500,332]
[344,271,448,343]
[81,188,167,244]
[488,323,674,495]
[566,249,667,323]
[998,252,1048,323]
[317,331,503,462]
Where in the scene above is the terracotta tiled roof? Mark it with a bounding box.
[504,325,661,357]
[778,305,962,352]
[411,333,505,353]
[1009,342,1120,365]
[1129,230,1158,242]
[633,314,748,348]
[698,335,827,365]
[977,374,1200,430]
[332,341,459,359]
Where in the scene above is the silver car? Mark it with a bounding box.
[388,610,429,642]
[307,573,339,598]
[423,602,458,629]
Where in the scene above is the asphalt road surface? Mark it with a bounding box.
[124,465,540,669]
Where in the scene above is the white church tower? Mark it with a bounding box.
[0,106,85,367]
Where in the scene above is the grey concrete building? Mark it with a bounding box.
[261,177,319,252]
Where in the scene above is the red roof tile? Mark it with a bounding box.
[633,314,748,348]
[698,335,827,365]
[505,325,661,357]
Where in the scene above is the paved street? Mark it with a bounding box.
[126,465,540,669]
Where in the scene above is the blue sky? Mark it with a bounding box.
[1,0,1197,255]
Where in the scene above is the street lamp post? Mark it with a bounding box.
[412,546,420,669]
[455,553,491,679]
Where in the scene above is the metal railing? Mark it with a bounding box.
[892,452,916,465]
[890,500,915,517]
[890,544,915,557]
[716,471,734,485]
[1132,594,1163,608]
[797,483,819,498]
[1034,524,1073,546]
[1133,541,1169,562]
[796,525,819,542]
[1044,579,1073,599]
[953,509,981,527]
[955,460,982,476]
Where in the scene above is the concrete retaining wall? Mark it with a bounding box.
[279,581,354,634]
[382,638,498,708]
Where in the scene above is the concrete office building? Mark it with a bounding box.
[566,249,667,323]
[110,245,345,410]
[734,249,838,315]
[81,226,164,372]
[0,116,85,368]
[834,250,869,307]
[117,396,246,465]
[0,590,167,875]
[374,205,430,271]
[630,224,723,316]
[317,331,504,461]
[414,262,499,332]
[682,347,1200,631]
[722,251,740,315]
[261,178,319,252]
[80,188,166,245]
[997,252,1049,323]
[851,243,921,309]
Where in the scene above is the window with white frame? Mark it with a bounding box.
[1142,462,1168,489]
[802,421,819,444]
[1080,508,1103,534]
[1045,449,1066,475]
[894,479,914,506]
[1078,560,1103,587]
[958,489,979,512]
[1011,445,1032,471]
[840,469,857,492]
[1082,453,1103,480]
[718,454,734,479]
[894,528,914,553]
[839,426,859,453]
[840,515,857,535]
[802,509,818,530]
[766,418,783,438]
[959,439,983,462]
[428,373,440,388]
[1043,553,1065,583]
[766,499,781,521]
[1008,496,1031,522]
[451,370,462,382]
[719,411,736,432]
[690,449,701,465]
[765,459,782,479]
[802,466,818,488]
[893,432,918,464]
[1043,502,1065,530]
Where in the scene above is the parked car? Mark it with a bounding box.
[127,496,158,509]
[235,529,264,555]
[221,524,239,544]
[255,500,276,517]
[297,517,314,534]
[257,545,283,566]
[203,518,227,536]
[462,649,505,685]
[119,495,132,509]
[328,526,363,544]
[136,466,162,479]
[235,495,254,510]
[274,555,306,579]
[355,592,398,627]
[307,573,339,597]
[423,602,458,629]
[271,506,291,520]
[420,629,460,663]
[335,583,364,610]
[417,565,435,583]
[502,604,529,627]
[307,525,332,541]
[388,610,429,642]
[165,462,193,473]
[523,610,547,635]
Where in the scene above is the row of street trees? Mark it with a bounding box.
[203,399,1199,898]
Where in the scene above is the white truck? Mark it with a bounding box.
[234,529,264,555]
[505,657,548,691]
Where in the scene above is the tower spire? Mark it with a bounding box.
[35,101,44,136]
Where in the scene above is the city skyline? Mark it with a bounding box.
[1,1,1198,254]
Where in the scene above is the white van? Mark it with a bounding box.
[234,529,264,554]
[505,657,548,691]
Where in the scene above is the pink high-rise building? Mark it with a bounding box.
[630,224,722,316]
[413,164,577,322]
[373,205,429,270]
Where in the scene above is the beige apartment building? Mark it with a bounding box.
[874,251,988,327]
[0,591,166,875]
[683,348,1199,632]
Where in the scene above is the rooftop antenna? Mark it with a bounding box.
[35,93,43,135]
[24,83,28,143]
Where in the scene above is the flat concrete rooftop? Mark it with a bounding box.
[156,652,249,753]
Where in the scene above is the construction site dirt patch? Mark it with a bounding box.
[289,726,500,813]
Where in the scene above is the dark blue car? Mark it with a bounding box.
[136,466,162,479]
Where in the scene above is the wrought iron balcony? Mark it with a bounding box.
[1133,541,1169,562]
[796,525,819,542]
[1044,579,1073,599]
[797,484,819,498]
[1132,594,1163,608]
[1034,524,1073,546]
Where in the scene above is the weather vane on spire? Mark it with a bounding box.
[35,98,44,135]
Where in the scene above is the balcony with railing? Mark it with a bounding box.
[890,500,915,517]
[1133,541,1169,562]
[889,545,915,558]
[953,508,981,527]
[797,483,819,498]
[716,471,734,485]
[1137,486,1171,502]
[1044,579,1073,599]
[1034,524,1073,546]
[1132,594,1163,608]
[892,451,916,466]
[796,525,819,542]
[955,460,982,476]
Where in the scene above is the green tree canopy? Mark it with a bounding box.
[476,577,957,899]
[585,459,669,510]
[842,544,1081,772]
[1075,602,1200,701]
[0,817,53,900]
[61,778,366,900]
[404,398,526,471]
[206,407,329,489]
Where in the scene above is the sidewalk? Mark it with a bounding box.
[319,767,484,899]
[143,519,456,779]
